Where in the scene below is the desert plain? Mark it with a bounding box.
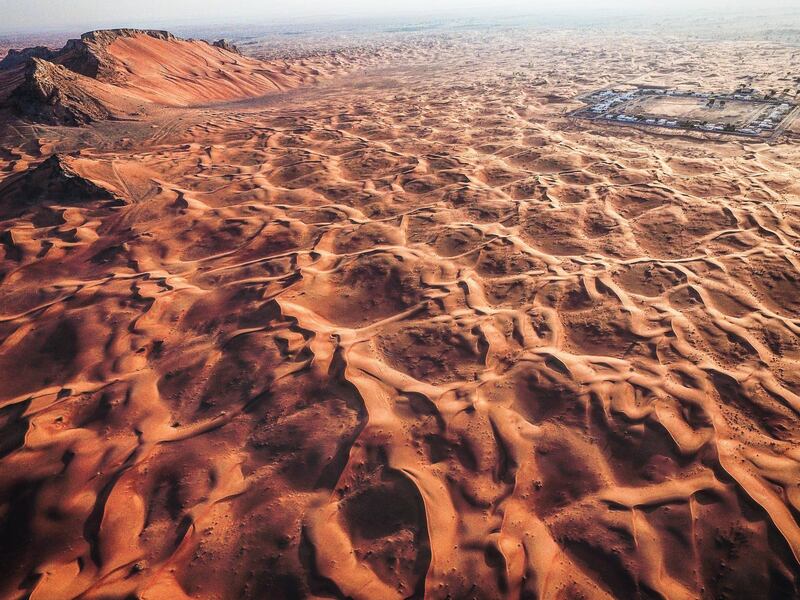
[0,15,799,600]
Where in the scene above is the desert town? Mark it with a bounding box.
[574,85,798,138]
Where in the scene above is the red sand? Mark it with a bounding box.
[0,26,799,599]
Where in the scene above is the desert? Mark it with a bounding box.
[0,5,799,599]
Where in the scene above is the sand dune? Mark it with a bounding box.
[0,25,799,599]
[100,31,309,105]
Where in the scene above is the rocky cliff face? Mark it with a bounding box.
[0,30,185,124]
[81,29,176,45]
[0,46,58,71]
[7,58,112,125]
[0,30,179,77]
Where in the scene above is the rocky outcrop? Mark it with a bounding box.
[212,39,241,55]
[7,58,112,125]
[0,29,299,126]
[56,30,178,81]
[1,30,179,78]
[0,154,121,217]
[0,31,174,124]
[81,29,177,46]
[71,30,179,80]
[0,46,57,71]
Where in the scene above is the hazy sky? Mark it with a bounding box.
[0,0,797,34]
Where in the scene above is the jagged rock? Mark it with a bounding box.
[0,154,122,218]
[212,39,241,55]
[50,37,103,79]
[3,30,179,82]
[81,29,176,46]
[0,35,135,126]
[0,46,57,71]
[0,30,184,125]
[7,58,112,125]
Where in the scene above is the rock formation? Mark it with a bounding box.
[7,58,112,125]
[0,29,307,125]
[0,153,120,217]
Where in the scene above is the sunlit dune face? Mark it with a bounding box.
[0,18,799,600]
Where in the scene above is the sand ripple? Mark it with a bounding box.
[1,29,799,599]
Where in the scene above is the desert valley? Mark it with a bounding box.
[0,10,799,600]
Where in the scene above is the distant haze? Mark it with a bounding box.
[0,0,798,34]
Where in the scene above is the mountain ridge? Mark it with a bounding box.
[0,29,305,125]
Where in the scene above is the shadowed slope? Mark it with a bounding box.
[0,153,123,218]
[7,59,114,125]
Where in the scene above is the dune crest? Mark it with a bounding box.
[0,23,799,600]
